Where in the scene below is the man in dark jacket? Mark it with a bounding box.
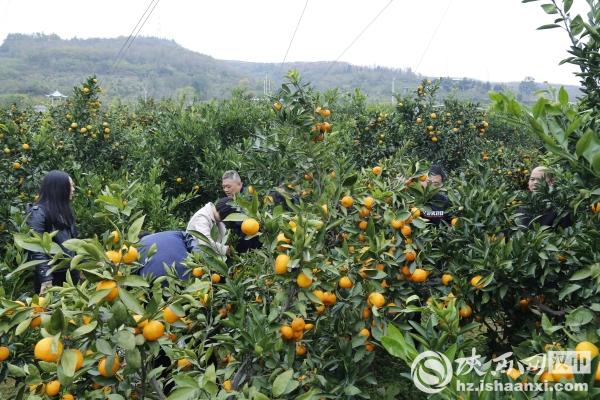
[420,165,452,225]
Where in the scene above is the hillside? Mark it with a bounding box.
[0,33,580,105]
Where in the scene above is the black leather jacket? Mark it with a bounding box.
[26,204,77,284]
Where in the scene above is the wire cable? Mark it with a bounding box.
[324,0,395,76]
[414,0,454,74]
[120,0,161,63]
[110,0,158,73]
[280,0,310,73]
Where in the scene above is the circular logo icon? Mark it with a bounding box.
[411,351,453,394]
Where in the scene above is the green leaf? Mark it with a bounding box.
[537,23,560,29]
[116,330,136,350]
[15,318,32,336]
[60,349,78,378]
[564,0,573,12]
[127,215,145,242]
[558,87,569,106]
[72,320,97,338]
[96,338,113,355]
[566,308,594,328]
[344,385,362,396]
[570,269,591,281]
[7,364,27,378]
[125,348,141,370]
[166,388,200,400]
[541,3,558,14]
[559,283,581,300]
[272,369,293,397]
[118,287,145,315]
[119,275,149,288]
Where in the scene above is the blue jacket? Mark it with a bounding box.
[138,231,191,280]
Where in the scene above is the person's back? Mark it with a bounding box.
[138,231,191,280]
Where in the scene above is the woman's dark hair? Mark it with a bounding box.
[37,170,75,229]
[215,197,236,221]
[429,165,447,182]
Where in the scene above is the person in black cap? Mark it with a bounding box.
[421,165,452,225]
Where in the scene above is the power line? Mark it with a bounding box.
[324,0,395,76]
[414,0,454,74]
[110,0,158,73]
[119,0,161,64]
[280,0,310,74]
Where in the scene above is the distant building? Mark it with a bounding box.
[46,90,67,106]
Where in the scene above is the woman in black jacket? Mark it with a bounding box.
[27,170,78,294]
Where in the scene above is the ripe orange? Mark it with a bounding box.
[143,320,165,341]
[575,341,599,359]
[110,230,120,244]
[275,254,290,275]
[295,343,307,356]
[303,323,314,331]
[365,342,376,352]
[372,166,382,175]
[30,316,42,328]
[296,272,312,288]
[96,280,119,301]
[404,250,416,262]
[441,274,453,285]
[410,207,421,218]
[367,292,385,308]
[280,325,294,340]
[539,371,555,383]
[506,368,522,380]
[358,220,368,231]
[192,267,204,277]
[359,206,370,218]
[0,346,9,361]
[241,218,260,235]
[223,380,233,392]
[34,337,63,362]
[390,220,403,231]
[410,269,428,283]
[459,305,473,318]
[22,143,30,151]
[359,328,370,337]
[177,358,193,370]
[470,275,484,289]
[363,196,375,209]
[551,363,574,380]
[98,354,120,377]
[211,273,221,284]
[61,394,75,400]
[122,246,139,264]
[163,307,180,324]
[340,195,354,208]
[322,292,337,305]
[291,318,305,332]
[451,217,458,227]
[105,250,122,264]
[46,380,61,396]
[320,108,331,118]
[339,276,353,289]
[72,349,84,370]
[273,102,282,111]
[401,225,412,237]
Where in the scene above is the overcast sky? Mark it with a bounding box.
[0,0,589,85]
